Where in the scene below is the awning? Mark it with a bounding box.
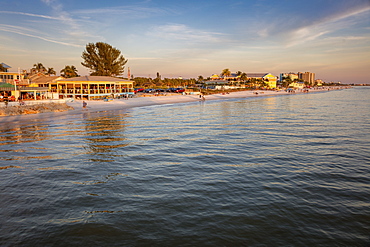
[0,83,15,91]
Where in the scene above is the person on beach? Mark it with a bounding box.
[199,93,205,101]
[82,101,87,109]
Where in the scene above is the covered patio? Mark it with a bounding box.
[55,76,134,100]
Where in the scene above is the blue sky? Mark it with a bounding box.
[1,0,369,83]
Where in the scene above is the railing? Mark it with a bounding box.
[56,88,134,95]
[0,99,66,107]
[0,79,30,85]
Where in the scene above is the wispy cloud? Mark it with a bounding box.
[41,0,84,35]
[0,11,61,20]
[73,5,171,17]
[0,24,83,47]
[0,1,100,46]
[285,5,370,47]
[147,24,228,43]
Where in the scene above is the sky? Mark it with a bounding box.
[1,0,370,83]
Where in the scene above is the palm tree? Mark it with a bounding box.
[240,73,247,81]
[197,75,204,82]
[60,65,79,78]
[240,73,247,87]
[221,68,231,78]
[32,63,46,74]
[47,67,56,76]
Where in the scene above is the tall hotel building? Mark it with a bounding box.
[298,72,315,85]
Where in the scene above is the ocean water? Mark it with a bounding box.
[0,87,369,246]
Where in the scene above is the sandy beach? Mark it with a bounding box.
[0,88,342,125]
[66,90,296,113]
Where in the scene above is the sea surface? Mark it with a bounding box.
[0,87,369,246]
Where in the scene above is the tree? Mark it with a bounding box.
[240,73,247,82]
[280,76,292,88]
[197,75,204,82]
[32,63,46,74]
[81,42,127,76]
[47,67,56,76]
[221,68,231,78]
[60,65,79,78]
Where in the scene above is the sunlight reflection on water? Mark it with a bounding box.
[0,87,369,246]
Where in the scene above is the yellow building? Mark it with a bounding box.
[0,63,28,85]
[262,73,277,89]
[0,72,28,100]
[0,63,31,99]
[247,73,277,89]
[210,74,221,80]
[55,76,134,100]
[315,79,323,86]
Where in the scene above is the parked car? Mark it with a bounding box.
[174,88,185,93]
[144,88,155,93]
[134,88,144,93]
[155,88,165,92]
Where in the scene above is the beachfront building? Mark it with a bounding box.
[298,72,315,85]
[280,73,299,82]
[247,73,277,89]
[288,81,305,89]
[209,72,277,88]
[0,63,30,100]
[207,74,232,85]
[210,73,241,81]
[0,64,28,86]
[54,76,134,100]
[18,74,65,100]
[210,74,221,80]
[315,79,323,86]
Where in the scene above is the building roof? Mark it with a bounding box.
[31,75,64,84]
[247,73,268,78]
[0,83,15,87]
[58,76,132,82]
[0,83,15,90]
[0,63,11,69]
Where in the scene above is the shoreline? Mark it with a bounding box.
[63,87,345,113]
[0,87,348,126]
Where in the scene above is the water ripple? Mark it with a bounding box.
[0,88,369,246]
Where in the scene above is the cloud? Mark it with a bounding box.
[147,24,228,43]
[40,0,81,32]
[41,0,54,4]
[0,11,61,20]
[0,24,83,47]
[285,5,370,47]
[72,5,172,18]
